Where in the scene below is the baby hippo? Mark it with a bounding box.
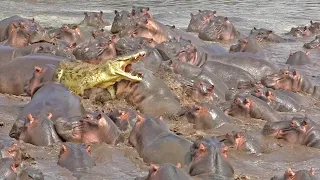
[135,163,193,180]
[271,168,316,180]
[107,108,138,132]
[129,114,192,166]
[57,143,95,176]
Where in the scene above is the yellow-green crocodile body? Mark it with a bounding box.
[54,50,146,96]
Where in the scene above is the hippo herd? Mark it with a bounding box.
[0,6,320,180]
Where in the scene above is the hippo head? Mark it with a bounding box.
[309,20,320,34]
[0,158,20,180]
[261,69,295,91]
[276,117,315,144]
[107,108,137,131]
[131,6,152,19]
[58,24,85,45]
[288,26,311,37]
[146,163,192,180]
[1,142,21,161]
[81,11,109,28]
[73,38,117,64]
[187,10,217,33]
[111,10,134,34]
[184,81,215,103]
[7,21,32,47]
[225,96,253,118]
[129,115,170,152]
[24,64,56,97]
[37,41,76,59]
[19,113,61,146]
[251,88,269,102]
[271,168,316,180]
[304,35,320,49]
[57,143,95,172]
[189,137,233,177]
[229,39,249,52]
[250,27,275,42]
[216,131,247,151]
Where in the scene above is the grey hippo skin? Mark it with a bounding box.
[129,115,193,166]
[229,38,262,53]
[285,51,311,66]
[9,82,85,140]
[79,11,110,28]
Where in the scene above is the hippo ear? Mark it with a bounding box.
[136,114,144,123]
[159,116,163,120]
[144,19,148,24]
[149,164,159,172]
[253,27,257,30]
[48,113,53,120]
[301,120,308,126]
[84,12,88,16]
[306,51,310,56]
[71,25,78,29]
[176,163,182,168]
[86,145,91,154]
[146,7,150,11]
[285,168,295,177]
[96,113,102,120]
[267,30,273,35]
[250,30,253,34]
[34,66,43,74]
[198,10,201,12]
[131,9,136,16]
[148,38,153,43]
[244,98,251,106]
[31,18,35,23]
[304,26,307,31]
[310,168,315,176]
[187,39,192,43]
[100,11,103,15]
[171,25,175,29]
[111,34,117,40]
[61,144,67,153]
[70,43,77,48]
[199,143,206,152]
[114,10,118,15]
[310,20,313,24]
[10,163,18,173]
[27,114,35,124]
[190,13,194,18]
[208,85,214,92]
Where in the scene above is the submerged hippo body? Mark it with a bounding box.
[79,11,110,28]
[271,168,316,180]
[249,27,294,43]
[285,51,311,66]
[9,83,85,139]
[229,38,261,53]
[0,53,66,95]
[136,163,193,180]
[303,35,320,49]
[227,95,282,122]
[129,115,192,166]
[183,103,232,130]
[116,66,181,117]
[187,10,216,33]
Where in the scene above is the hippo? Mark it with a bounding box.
[0,135,20,160]
[249,27,294,43]
[0,15,42,42]
[35,42,76,59]
[264,117,320,148]
[73,39,117,64]
[285,26,312,37]
[309,20,320,34]
[57,143,96,176]
[303,35,320,49]
[187,10,217,33]
[0,158,19,180]
[9,82,85,139]
[135,163,193,180]
[168,26,206,46]
[170,60,228,100]
[107,108,137,131]
[180,103,231,130]
[116,66,181,117]
[79,11,110,28]
[229,38,261,53]
[1,21,31,47]
[114,36,156,55]
[183,81,218,103]
[189,137,234,179]
[226,95,282,122]
[285,51,311,66]
[270,168,316,180]
[129,115,192,166]
[0,53,67,95]
[131,6,152,19]
[216,131,262,154]
[251,88,301,112]
[91,28,112,40]
[19,113,62,146]
[261,69,320,99]
[198,17,240,41]
[57,24,92,46]
[74,111,123,145]
[111,10,144,34]
[54,116,83,143]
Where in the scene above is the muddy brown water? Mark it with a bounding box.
[0,0,320,179]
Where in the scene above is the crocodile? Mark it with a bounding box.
[53,50,146,98]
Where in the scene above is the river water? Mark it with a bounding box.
[0,0,320,179]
